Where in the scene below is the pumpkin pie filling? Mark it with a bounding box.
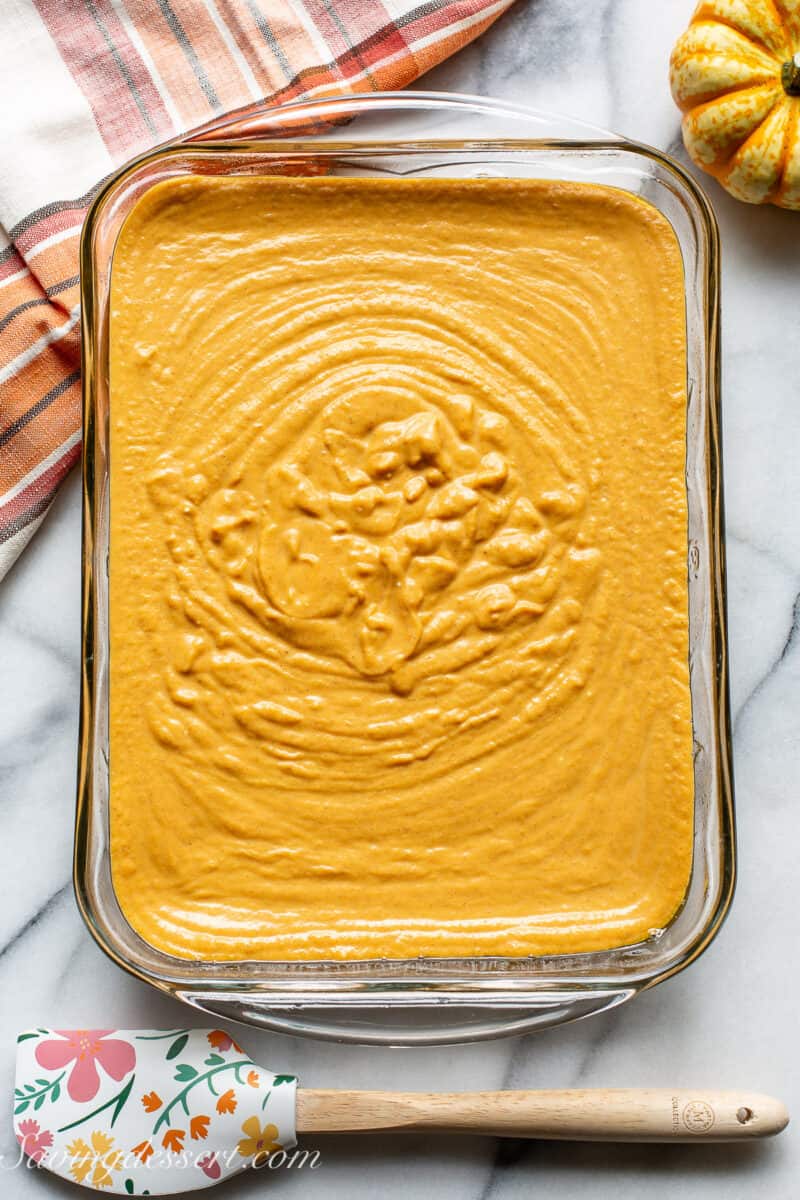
[109,176,694,960]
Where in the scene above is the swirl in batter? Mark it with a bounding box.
[109,177,693,960]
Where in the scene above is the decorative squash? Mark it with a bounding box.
[670,0,800,208]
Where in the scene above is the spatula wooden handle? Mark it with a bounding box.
[296,1089,788,1142]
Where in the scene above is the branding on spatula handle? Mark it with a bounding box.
[670,1095,716,1135]
[14,1029,297,1195]
[681,1100,716,1134]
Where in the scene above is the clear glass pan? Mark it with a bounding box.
[77,92,734,1045]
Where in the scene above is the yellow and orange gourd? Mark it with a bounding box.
[670,0,800,208]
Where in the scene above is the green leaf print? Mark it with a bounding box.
[173,1064,198,1082]
[57,1073,136,1134]
[153,1060,253,1134]
[166,1034,189,1060]
[135,1030,189,1042]
[13,1072,65,1113]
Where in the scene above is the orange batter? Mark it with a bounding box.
[109,176,693,960]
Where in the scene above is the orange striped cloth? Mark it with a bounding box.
[0,0,513,578]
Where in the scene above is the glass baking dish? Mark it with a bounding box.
[76,93,734,1045]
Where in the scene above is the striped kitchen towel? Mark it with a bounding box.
[0,0,514,579]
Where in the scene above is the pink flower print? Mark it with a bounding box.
[16,1119,53,1164]
[35,1031,135,1103]
[198,1152,222,1180]
[207,1029,243,1054]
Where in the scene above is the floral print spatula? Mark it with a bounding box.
[15,1028,787,1195]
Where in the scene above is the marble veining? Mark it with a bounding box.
[1,0,799,1195]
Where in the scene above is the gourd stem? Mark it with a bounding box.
[782,52,800,95]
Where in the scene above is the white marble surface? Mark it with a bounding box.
[2,0,799,1195]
